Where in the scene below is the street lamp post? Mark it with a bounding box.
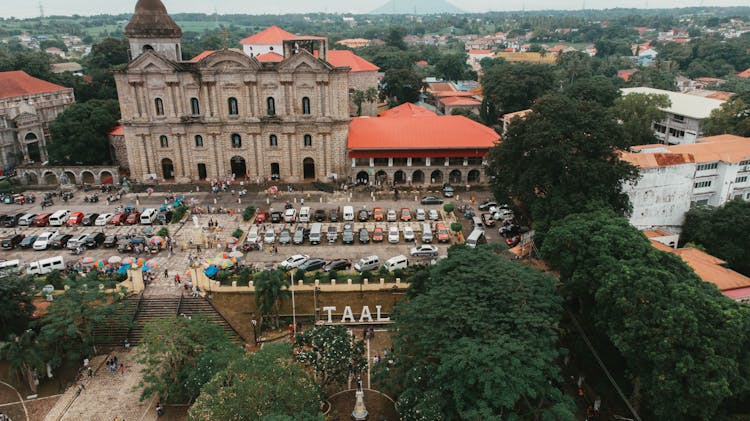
[251,319,258,345]
[313,286,320,323]
[291,272,297,335]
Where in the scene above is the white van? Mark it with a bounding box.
[0,259,21,277]
[18,213,37,226]
[309,223,322,245]
[49,209,71,226]
[421,223,433,243]
[33,231,57,251]
[284,208,297,223]
[140,208,158,225]
[246,226,260,244]
[384,255,408,272]
[472,216,484,231]
[343,206,355,222]
[466,229,486,249]
[27,256,65,275]
[354,255,380,272]
[299,207,311,223]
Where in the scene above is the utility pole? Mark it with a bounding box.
[39,1,45,26]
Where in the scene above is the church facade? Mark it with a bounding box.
[114,0,352,183]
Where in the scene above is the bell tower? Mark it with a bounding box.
[124,0,183,62]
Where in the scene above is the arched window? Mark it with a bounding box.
[195,135,203,147]
[160,135,169,148]
[154,98,164,116]
[228,97,239,115]
[302,97,311,115]
[269,134,278,147]
[267,97,276,116]
[231,134,242,148]
[190,97,200,116]
[304,134,312,147]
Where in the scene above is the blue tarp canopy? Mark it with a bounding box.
[204,265,219,277]
[117,264,131,274]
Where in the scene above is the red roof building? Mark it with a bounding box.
[347,103,499,186]
[239,25,296,46]
[326,50,379,72]
[255,52,284,63]
[0,70,70,99]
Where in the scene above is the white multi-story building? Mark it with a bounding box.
[621,87,725,145]
[622,135,750,229]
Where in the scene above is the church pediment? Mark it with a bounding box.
[127,50,181,72]
[199,49,259,71]
[276,50,332,73]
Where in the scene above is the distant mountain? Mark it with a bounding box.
[370,0,464,15]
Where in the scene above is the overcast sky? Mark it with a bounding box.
[4,0,748,19]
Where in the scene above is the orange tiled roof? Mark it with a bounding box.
[440,96,481,106]
[189,50,216,62]
[0,70,69,99]
[415,60,429,67]
[379,103,436,118]
[240,25,296,45]
[628,135,750,165]
[468,49,493,55]
[255,52,284,63]
[350,104,499,151]
[620,152,696,169]
[108,125,124,136]
[738,68,750,78]
[326,50,379,72]
[643,229,676,238]
[432,91,475,98]
[428,82,456,92]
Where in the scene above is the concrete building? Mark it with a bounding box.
[347,103,499,186]
[0,70,75,169]
[621,87,725,145]
[115,0,358,184]
[622,134,750,229]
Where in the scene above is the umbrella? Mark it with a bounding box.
[204,265,219,277]
[147,187,154,196]
[145,260,159,268]
[81,257,95,265]
[109,256,122,264]
[268,185,278,195]
[219,259,234,268]
[216,252,229,260]
[229,250,243,259]
[143,227,154,235]
[96,259,107,267]
[226,237,238,245]
[117,264,132,274]
[122,257,135,265]
[149,236,164,244]
[136,258,145,267]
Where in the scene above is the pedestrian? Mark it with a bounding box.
[83,357,89,368]
[119,363,125,375]
[164,269,169,279]
[197,244,202,253]
[123,338,130,351]
[87,367,93,377]
[113,356,119,369]
[156,402,164,417]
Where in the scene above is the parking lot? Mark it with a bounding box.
[0,186,510,276]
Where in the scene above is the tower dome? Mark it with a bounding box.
[125,0,182,39]
[124,0,183,61]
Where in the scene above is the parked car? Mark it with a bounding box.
[436,222,450,243]
[493,208,514,221]
[103,235,118,248]
[359,228,370,244]
[280,254,310,269]
[2,234,24,249]
[95,213,114,226]
[400,208,412,222]
[481,212,496,227]
[342,224,354,245]
[0,215,14,227]
[388,227,400,244]
[372,207,384,221]
[34,232,57,250]
[264,230,276,244]
[270,211,282,223]
[51,234,73,249]
[372,227,384,242]
[505,235,521,247]
[442,184,455,198]
[410,244,439,257]
[428,209,439,220]
[125,212,140,225]
[293,226,306,245]
[403,226,415,242]
[329,208,339,222]
[66,211,84,226]
[314,209,326,222]
[85,232,106,248]
[255,211,269,224]
[420,196,444,205]
[386,209,397,222]
[110,213,126,226]
[279,229,292,245]
[7,213,25,227]
[67,234,89,250]
[324,259,351,271]
[415,208,426,221]
[19,235,38,249]
[82,213,99,226]
[358,209,369,222]
[298,258,326,272]
[478,200,497,211]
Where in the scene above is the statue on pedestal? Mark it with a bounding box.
[352,377,368,420]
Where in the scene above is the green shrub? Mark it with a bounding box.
[157,227,169,237]
[328,270,338,282]
[360,270,373,281]
[443,203,455,213]
[450,222,463,233]
[0,180,12,193]
[171,205,187,223]
[242,205,256,222]
[379,266,389,276]
[232,228,244,239]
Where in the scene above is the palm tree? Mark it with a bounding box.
[254,270,291,331]
[351,90,366,117]
[0,330,45,393]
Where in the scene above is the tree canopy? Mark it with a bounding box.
[138,316,241,403]
[294,325,366,390]
[481,61,556,113]
[485,94,638,243]
[543,210,750,420]
[703,91,750,137]
[390,245,574,420]
[380,68,425,106]
[188,343,322,421]
[612,92,671,146]
[0,275,36,340]
[48,99,120,165]
[681,199,750,277]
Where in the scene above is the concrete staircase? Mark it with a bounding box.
[91,297,139,345]
[178,296,245,344]
[128,297,181,344]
